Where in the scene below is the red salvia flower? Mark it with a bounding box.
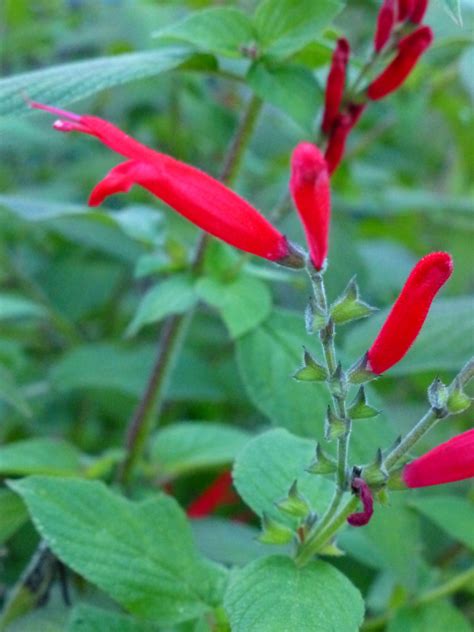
[347,478,374,526]
[187,471,236,518]
[374,0,397,52]
[324,114,352,175]
[410,0,429,23]
[367,252,453,374]
[403,429,474,488]
[321,38,350,135]
[397,0,414,21]
[290,142,331,270]
[367,25,433,100]
[30,101,305,268]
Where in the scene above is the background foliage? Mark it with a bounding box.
[0,0,473,630]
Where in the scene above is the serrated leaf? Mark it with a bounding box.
[195,275,272,339]
[150,422,251,477]
[154,8,255,58]
[0,489,29,544]
[127,273,197,336]
[224,555,364,632]
[411,495,474,550]
[67,604,159,632]
[387,599,471,632]
[0,48,191,118]
[9,477,227,625]
[233,428,335,527]
[0,438,82,476]
[253,0,342,58]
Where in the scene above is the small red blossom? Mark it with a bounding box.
[290,142,331,270]
[367,252,453,374]
[374,0,397,52]
[30,101,304,268]
[321,38,350,135]
[403,429,474,488]
[397,0,414,21]
[367,25,433,100]
[347,478,374,527]
[324,114,352,175]
[410,0,429,23]
[187,471,236,518]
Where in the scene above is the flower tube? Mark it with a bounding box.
[374,0,397,52]
[321,38,350,134]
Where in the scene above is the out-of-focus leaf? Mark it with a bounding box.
[0,365,31,416]
[0,48,191,117]
[0,294,45,321]
[67,604,159,632]
[0,489,29,544]
[412,495,474,550]
[150,422,251,477]
[387,599,471,632]
[442,0,463,27]
[154,8,255,58]
[0,438,82,476]
[10,477,227,625]
[224,555,364,632]
[459,47,474,101]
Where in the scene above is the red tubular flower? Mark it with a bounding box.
[321,38,350,135]
[290,142,331,270]
[374,0,397,52]
[410,0,429,23]
[403,429,474,488]
[397,0,414,21]
[30,101,305,268]
[367,252,453,374]
[187,471,236,518]
[367,26,433,100]
[347,478,374,527]
[324,114,352,175]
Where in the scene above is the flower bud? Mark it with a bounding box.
[347,478,374,527]
[397,0,414,21]
[374,0,397,52]
[321,38,350,135]
[410,0,428,23]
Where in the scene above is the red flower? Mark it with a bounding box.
[30,101,305,268]
[410,0,429,23]
[403,429,474,488]
[187,471,236,518]
[397,0,414,21]
[367,26,433,100]
[374,0,397,52]
[321,38,350,135]
[367,252,453,374]
[347,478,374,527]
[290,142,331,270]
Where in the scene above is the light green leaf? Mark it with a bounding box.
[0,294,45,321]
[154,8,255,58]
[0,365,31,416]
[0,438,82,476]
[195,275,272,338]
[67,604,159,632]
[442,0,463,27]
[236,309,328,437]
[344,297,474,375]
[253,0,343,58]
[387,599,471,632]
[150,422,251,477]
[459,47,474,101]
[412,495,474,550]
[127,274,198,336]
[247,62,319,130]
[224,555,364,632]
[233,428,335,526]
[0,48,191,117]
[9,477,227,625]
[0,489,29,544]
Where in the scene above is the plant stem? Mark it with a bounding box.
[118,94,263,486]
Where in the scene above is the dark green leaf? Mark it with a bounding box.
[0,489,29,544]
[387,599,471,632]
[412,495,474,550]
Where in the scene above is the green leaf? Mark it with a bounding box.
[0,438,82,476]
[9,477,227,625]
[387,599,471,632]
[459,47,474,101]
[344,297,474,375]
[154,8,255,58]
[233,428,334,526]
[253,0,343,58]
[236,310,328,437]
[247,62,319,130]
[442,0,463,27]
[67,604,159,632]
[224,555,364,632]
[0,293,45,321]
[195,275,272,339]
[412,495,474,550]
[150,422,251,477]
[127,274,198,336]
[0,48,191,118]
[0,364,31,416]
[0,489,29,544]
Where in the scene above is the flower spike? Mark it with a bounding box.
[367,252,453,374]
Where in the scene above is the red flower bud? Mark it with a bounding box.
[321,38,350,135]
[397,0,414,21]
[403,429,474,488]
[374,0,397,52]
[367,252,453,374]
[324,114,352,174]
[410,0,429,23]
[290,142,331,270]
[347,478,374,527]
[367,26,433,100]
[187,471,236,518]
[30,101,305,268]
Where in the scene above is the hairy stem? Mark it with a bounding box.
[118,94,263,485]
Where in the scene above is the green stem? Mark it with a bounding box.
[118,94,263,486]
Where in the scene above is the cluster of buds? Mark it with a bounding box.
[321,0,433,173]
